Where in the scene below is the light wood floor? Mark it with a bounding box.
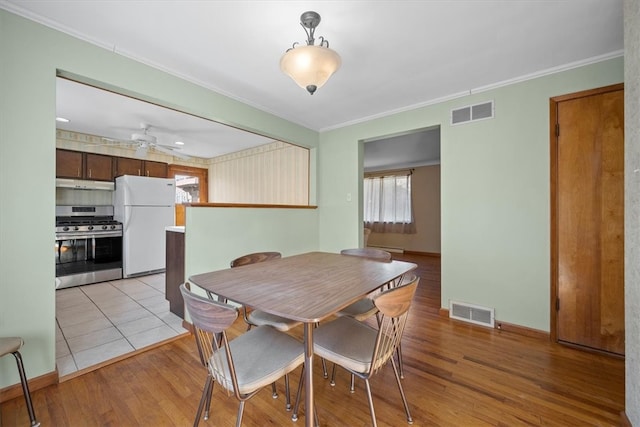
[1,254,625,426]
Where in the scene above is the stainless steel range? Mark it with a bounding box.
[55,205,123,289]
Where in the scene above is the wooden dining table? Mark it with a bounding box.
[188,251,417,427]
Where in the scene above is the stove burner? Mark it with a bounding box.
[55,207,122,236]
[56,218,120,227]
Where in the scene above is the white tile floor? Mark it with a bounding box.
[55,273,188,378]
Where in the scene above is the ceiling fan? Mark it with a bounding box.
[103,123,191,159]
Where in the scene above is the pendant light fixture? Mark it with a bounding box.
[280,11,341,95]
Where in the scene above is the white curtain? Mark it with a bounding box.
[363,171,415,234]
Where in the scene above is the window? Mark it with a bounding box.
[168,165,208,226]
[363,171,415,234]
[175,174,200,203]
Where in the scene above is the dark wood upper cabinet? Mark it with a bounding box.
[144,161,168,178]
[115,157,144,177]
[115,158,168,178]
[56,149,84,179]
[85,153,114,181]
[57,149,169,180]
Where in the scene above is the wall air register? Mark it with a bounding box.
[451,100,494,125]
[449,300,495,328]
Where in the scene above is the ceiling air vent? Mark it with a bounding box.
[451,100,494,125]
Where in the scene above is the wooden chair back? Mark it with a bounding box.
[230,251,281,268]
[369,277,419,374]
[180,283,237,375]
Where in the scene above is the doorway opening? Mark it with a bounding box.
[362,125,441,255]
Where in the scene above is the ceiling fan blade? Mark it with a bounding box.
[102,136,134,146]
[152,144,191,159]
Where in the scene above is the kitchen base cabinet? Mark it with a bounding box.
[165,229,185,318]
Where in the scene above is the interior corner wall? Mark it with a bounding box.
[624,0,640,423]
[0,9,316,390]
[318,57,623,332]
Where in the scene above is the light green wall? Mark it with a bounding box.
[624,0,640,422]
[0,6,630,401]
[0,10,316,389]
[184,207,319,280]
[318,57,623,331]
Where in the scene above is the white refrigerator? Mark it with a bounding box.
[114,175,175,278]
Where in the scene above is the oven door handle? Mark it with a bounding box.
[55,232,122,240]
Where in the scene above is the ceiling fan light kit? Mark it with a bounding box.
[103,123,191,160]
[280,11,341,95]
[131,132,157,144]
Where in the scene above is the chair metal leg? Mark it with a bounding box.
[329,363,356,393]
[285,374,292,411]
[364,378,378,427]
[204,374,214,420]
[236,400,245,427]
[391,357,413,424]
[397,343,405,379]
[314,322,328,379]
[194,375,213,427]
[12,351,39,427]
[271,381,278,398]
[292,366,319,426]
[292,365,304,421]
[330,363,337,386]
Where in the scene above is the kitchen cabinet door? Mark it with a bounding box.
[85,153,114,181]
[56,149,83,178]
[144,161,168,178]
[115,157,143,177]
[165,230,185,318]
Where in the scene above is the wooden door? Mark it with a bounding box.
[551,84,624,355]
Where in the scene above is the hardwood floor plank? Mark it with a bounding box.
[0,254,626,426]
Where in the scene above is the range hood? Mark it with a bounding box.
[55,178,115,191]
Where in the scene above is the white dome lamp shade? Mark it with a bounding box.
[280,11,341,95]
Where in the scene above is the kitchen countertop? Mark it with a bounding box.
[165,226,185,233]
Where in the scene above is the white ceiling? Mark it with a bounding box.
[55,78,275,159]
[1,1,623,163]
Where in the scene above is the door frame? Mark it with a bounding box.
[549,83,624,344]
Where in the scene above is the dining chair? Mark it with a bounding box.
[293,277,419,427]
[0,337,40,426]
[180,283,305,427]
[363,227,372,247]
[204,251,283,304]
[206,252,304,398]
[230,252,302,332]
[336,248,393,321]
[333,248,395,391]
